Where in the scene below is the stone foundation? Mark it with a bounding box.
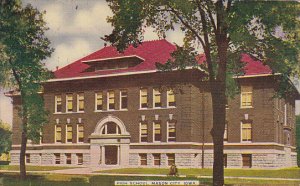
[10,148,297,169]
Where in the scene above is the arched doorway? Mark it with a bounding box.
[89,115,131,167]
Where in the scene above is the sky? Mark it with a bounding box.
[0,0,299,125]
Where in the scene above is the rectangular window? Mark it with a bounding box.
[26,154,30,164]
[77,124,84,143]
[77,153,83,165]
[66,153,71,164]
[241,122,252,142]
[120,90,128,110]
[77,93,84,112]
[140,123,148,142]
[242,154,252,168]
[55,95,62,113]
[284,103,287,126]
[139,153,147,165]
[55,153,60,164]
[223,154,227,168]
[241,86,253,108]
[167,89,176,107]
[167,153,175,166]
[95,92,103,111]
[66,94,73,112]
[55,125,62,143]
[168,122,176,142]
[153,154,161,165]
[154,122,161,142]
[224,122,228,141]
[66,125,72,143]
[140,88,148,108]
[153,88,162,108]
[108,91,115,110]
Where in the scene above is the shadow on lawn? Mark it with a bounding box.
[0,173,89,186]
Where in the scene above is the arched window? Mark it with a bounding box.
[101,122,121,135]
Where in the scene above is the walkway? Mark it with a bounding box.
[1,167,300,182]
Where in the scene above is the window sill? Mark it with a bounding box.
[241,141,252,143]
[94,109,128,113]
[138,107,176,111]
[240,106,253,109]
[53,112,85,115]
[167,106,176,109]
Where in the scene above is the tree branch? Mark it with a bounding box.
[195,0,215,80]
[203,0,217,35]
[167,6,206,49]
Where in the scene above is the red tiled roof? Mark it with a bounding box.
[54,39,176,78]
[54,39,272,79]
[240,53,272,75]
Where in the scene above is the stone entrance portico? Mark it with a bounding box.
[89,115,131,167]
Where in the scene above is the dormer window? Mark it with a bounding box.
[82,55,144,72]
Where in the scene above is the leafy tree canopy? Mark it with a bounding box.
[104,1,300,185]
[0,120,11,155]
[0,0,53,142]
[104,0,300,96]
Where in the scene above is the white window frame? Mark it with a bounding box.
[95,92,103,111]
[167,153,175,166]
[224,122,228,142]
[240,86,253,108]
[153,88,162,108]
[66,93,73,113]
[77,153,83,165]
[284,103,287,126]
[77,124,84,143]
[240,122,252,143]
[139,122,148,143]
[167,89,176,108]
[77,93,85,112]
[54,95,62,113]
[167,121,176,142]
[39,130,43,144]
[66,124,72,143]
[139,153,147,166]
[55,125,62,144]
[101,123,120,135]
[107,90,115,111]
[119,90,128,110]
[153,122,161,142]
[65,153,72,164]
[140,88,148,109]
[153,153,161,166]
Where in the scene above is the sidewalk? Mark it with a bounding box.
[1,167,300,182]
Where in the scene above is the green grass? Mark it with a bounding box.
[98,167,300,179]
[0,165,76,171]
[0,172,300,186]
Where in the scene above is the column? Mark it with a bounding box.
[101,145,105,165]
[117,145,120,165]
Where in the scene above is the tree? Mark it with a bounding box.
[0,120,11,157]
[103,1,300,185]
[0,0,53,179]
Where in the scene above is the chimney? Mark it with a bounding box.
[56,66,59,71]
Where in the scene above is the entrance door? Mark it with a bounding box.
[105,146,118,165]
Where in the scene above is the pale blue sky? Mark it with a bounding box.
[0,0,299,125]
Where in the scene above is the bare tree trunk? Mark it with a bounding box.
[211,81,226,186]
[19,107,28,180]
[211,31,228,185]
[9,60,28,180]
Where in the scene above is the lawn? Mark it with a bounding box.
[98,167,300,179]
[1,173,300,186]
[0,165,76,171]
